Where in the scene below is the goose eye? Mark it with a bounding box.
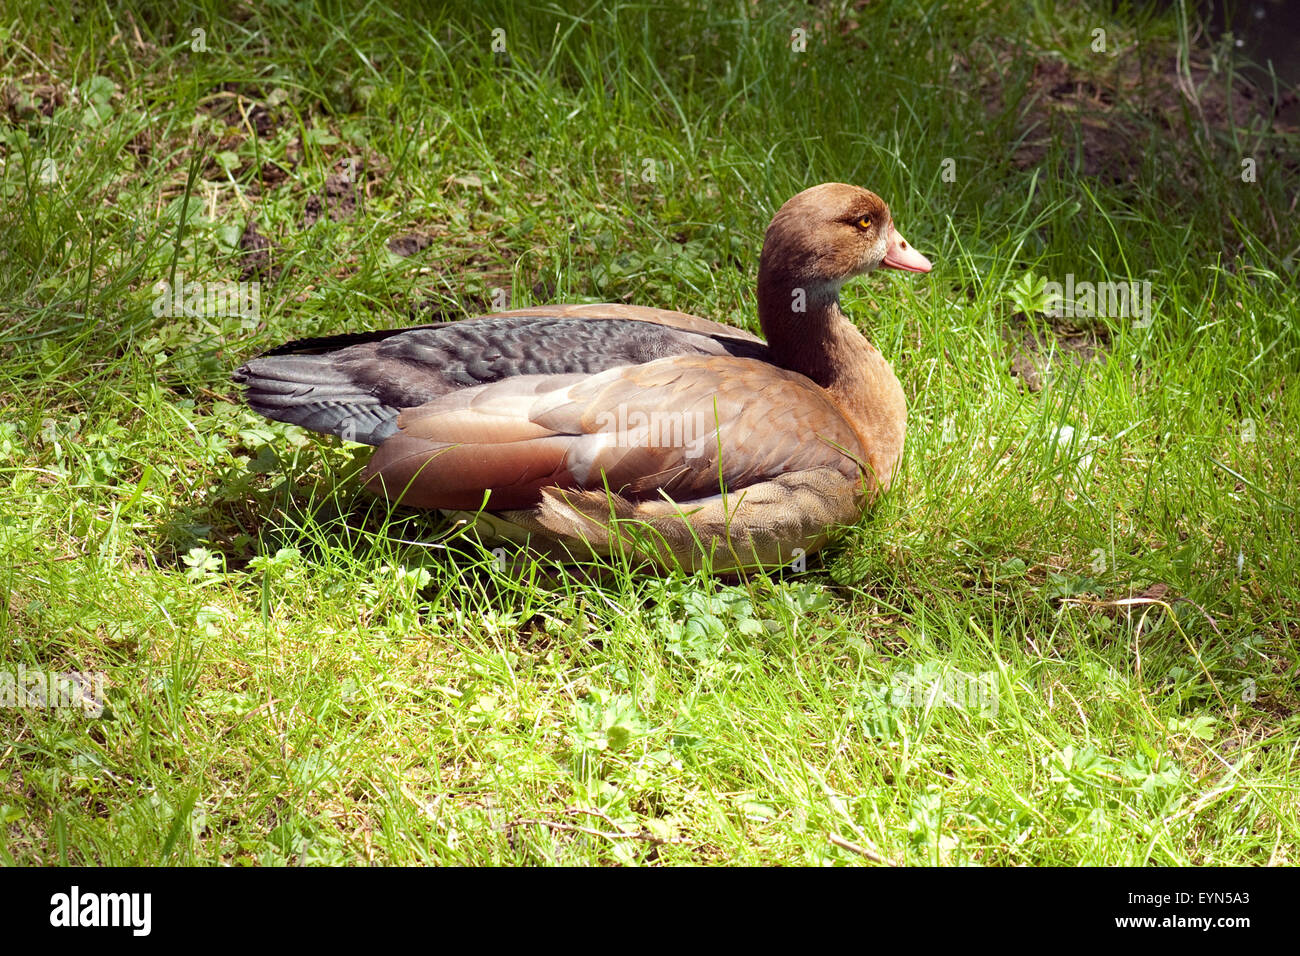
[856,216,872,229]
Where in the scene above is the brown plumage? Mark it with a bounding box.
[233,183,932,571]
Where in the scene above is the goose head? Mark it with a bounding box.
[752,183,929,455]
[758,182,931,304]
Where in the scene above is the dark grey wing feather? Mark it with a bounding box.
[233,315,771,445]
[232,353,401,444]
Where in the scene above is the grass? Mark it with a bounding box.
[0,0,1296,865]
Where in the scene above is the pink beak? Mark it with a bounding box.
[881,225,932,273]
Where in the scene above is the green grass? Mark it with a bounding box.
[1,0,1296,865]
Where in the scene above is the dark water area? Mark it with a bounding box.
[1206,0,1300,79]
[1202,0,1300,122]
[1119,1,1300,126]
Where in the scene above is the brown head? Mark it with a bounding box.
[753,184,929,483]
[757,183,931,304]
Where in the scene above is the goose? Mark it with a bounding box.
[233,183,931,571]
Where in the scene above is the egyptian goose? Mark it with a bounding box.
[233,183,931,571]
